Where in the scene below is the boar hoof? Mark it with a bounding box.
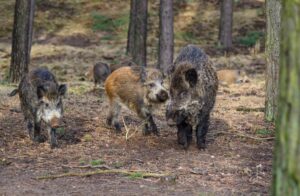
[50,142,58,149]
[197,141,206,150]
[34,135,47,143]
[114,122,122,134]
[143,127,152,136]
[106,117,112,126]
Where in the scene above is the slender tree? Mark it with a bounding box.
[126,0,148,66]
[272,0,300,195]
[158,0,174,74]
[219,0,233,50]
[265,0,281,122]
[126,0,136,56]
[133,0,148,66]
[10,0,35,83]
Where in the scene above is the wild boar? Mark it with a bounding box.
[93,62,111,88]
[217,69,245,86]
[9,68,67,148]
[166,45,218,149]
[105,66,168,135]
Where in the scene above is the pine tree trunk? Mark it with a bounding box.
[265,0,281,122]
[272,0,300,195]
[219,0,233,50]
[132,0,148,66]
[158,0,174,74]
[10,0,35,83]
[126,0,136,56]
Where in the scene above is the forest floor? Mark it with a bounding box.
[0,0,274,195]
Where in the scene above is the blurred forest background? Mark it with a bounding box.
[0,0,265,82]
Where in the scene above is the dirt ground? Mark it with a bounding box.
[0,76,274,195]
[0,0,274,195]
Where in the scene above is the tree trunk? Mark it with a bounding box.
[126,0,136,56]
[132,0,148,66]
[219,0,233,50]
[272,1,300,195]
[10,0,35,83]
[158,0,174,74]
[265,0,281,122]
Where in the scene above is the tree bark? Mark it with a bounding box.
[158,0,174,74]
[219,0,233,50]
[10,0,35,83]
[265,0,281,122]
[126,0,136,56]
[272,0,300,195]
[132,0,148,66]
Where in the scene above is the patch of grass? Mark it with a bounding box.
[69,85,89,95]
[255,129,273,136]
[112,162,124,169]
[91,13,128,33]
[90,159,105,166]
[79,159,85,165]
[82,134,93,142]
[175,31,198,43]
[128,172,143,180]
[237,31,264,47]
[56,127,65,135]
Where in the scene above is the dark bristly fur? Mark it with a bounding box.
[166,45,218,150]
[93,62,111,88]
[9,68,67,148]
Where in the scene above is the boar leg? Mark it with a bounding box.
[196,114,210,149]
[47,127,58,148]
[107,101,121,133]
[33,120,46,142]
[27,120,34,140]
[176,122,192,149]
[137,107,158,136]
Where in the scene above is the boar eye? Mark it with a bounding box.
[149,83,155,88]
[45,103,49,107]
[180,91,187,98]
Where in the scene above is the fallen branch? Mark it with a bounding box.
[62,164,111,170]
[37,169,170,180]
[213,131,275,141]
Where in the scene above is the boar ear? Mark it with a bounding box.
[58,84,67,96]
[184,68,198,87]
[37,85,47,99]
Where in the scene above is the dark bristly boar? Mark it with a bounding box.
[9,68,67,148]
[166,45,218,150]
[105,66,169,135]
[93,62,111,88]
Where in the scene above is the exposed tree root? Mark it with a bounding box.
[37,169,170,180]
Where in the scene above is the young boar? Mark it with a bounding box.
[9,68,67,148]
[166,45,218,150]
[92,62,111,88]
[105,66,169,135]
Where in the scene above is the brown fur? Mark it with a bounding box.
[105,66,168,135]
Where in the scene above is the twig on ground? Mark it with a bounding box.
[123,116,130,141]
[37,169,170,180]
[213,131,275,141]
[62,164,111,170]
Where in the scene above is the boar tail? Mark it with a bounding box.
[8,89,19,97]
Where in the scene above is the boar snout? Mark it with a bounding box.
[157,90,169,102]
[50,117,62,129]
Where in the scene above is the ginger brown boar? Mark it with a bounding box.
[105,66,168,135]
